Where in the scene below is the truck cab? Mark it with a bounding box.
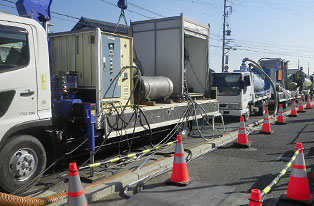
[213,71,253,120]
[0,12,51,193]
[258,58,296,107]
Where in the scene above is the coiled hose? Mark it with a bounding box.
[0,191,67,206]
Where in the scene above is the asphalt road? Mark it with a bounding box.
[90,107,314,206]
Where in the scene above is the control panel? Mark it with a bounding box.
[101,33,133,107]
[102,34,121,98]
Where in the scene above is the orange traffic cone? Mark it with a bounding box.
[233,116,251,148]
[306,96,312,109]
[260,109,272,134]
[289,100,298,117]
[249,189,263,206]
[166,134,191,186]
[298,98,306,113]
[280,143,314,205]
[275,104,286,124]
[67,162,88,206]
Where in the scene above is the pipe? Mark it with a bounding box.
[135,157,158,172]
[242,58,278,115]
[0,191,67,206]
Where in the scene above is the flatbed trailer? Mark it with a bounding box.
[106,99,219,138]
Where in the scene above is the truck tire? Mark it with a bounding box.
[0,135,46,194]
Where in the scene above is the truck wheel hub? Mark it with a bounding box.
[9,149,37,181]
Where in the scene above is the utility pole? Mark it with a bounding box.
[221,0,227,72]
[308,62,310,76]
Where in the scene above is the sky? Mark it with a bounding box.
[1,0,314,73]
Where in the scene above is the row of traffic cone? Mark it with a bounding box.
[234,96,313,148]
[169,133,314,205]
[168,97,313,192]
[289,96,312,116]
[248,97,313,205]
[64,96,312,205]
[249,143,314,205]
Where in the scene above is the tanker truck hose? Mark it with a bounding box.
[242,58,278,115]
[0,191,67,206]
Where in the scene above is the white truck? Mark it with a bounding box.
[212,67,271,121]
[0,12,219,193]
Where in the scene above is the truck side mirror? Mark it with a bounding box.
[240,81,245,89]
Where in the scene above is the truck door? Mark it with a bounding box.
[242,75,252,109]
[0,22,39,139]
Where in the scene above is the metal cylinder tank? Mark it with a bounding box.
[137,76,173,101]
[253,73,265,92]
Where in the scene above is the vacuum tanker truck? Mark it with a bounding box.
[212,63,271,121]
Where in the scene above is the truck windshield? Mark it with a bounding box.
[259,59,281,69]
[0,26,29,73]
[212,73,241,90]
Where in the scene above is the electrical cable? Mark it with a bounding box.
[80,65,142,167]
[128,2,166,18]
[12,65,141,195]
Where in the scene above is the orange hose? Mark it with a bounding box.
[0,191,67,206]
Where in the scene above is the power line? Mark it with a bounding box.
[230,46,314,59]
[128,2,166,18]
[231,40,314,54]
[51,11,80,20]
[51,14,77,23]
[212,31,314,53]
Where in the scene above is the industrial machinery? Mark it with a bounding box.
[49,29,134,111]
[131,14,211,98]
[0,1,219,193]
[135,76,174,102]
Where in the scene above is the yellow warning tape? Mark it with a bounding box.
[263,186,271,194]
[280,169,287,175]
[82,140,177,170]
[127,153,136,158]
[260,149,301,197]
[142,149,151,154]
[89,163,101,168]
[110,157,120,163]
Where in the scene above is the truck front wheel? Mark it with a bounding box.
[0,135,46,194]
